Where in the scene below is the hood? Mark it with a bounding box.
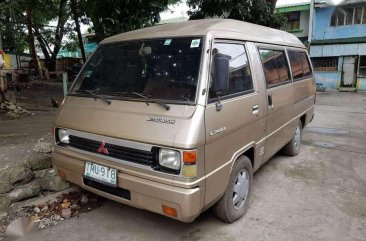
[55,96,197,147]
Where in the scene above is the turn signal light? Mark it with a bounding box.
[162,205,177,217]
[183,150,196,164]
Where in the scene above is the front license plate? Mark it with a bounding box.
[84,161,117,186]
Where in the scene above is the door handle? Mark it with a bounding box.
[252,105,259,115]
[268,94,273,108]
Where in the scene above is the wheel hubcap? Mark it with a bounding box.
[294,125,301,149]
[232,169,249,210]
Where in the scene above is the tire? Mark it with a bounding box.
[212,156,253,223]
[282,120,302,156]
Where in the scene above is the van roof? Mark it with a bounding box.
[101,19,305,48]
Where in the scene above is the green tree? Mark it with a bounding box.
[33,0,70,71]
[1,0,181,72]
[83,0,180,43]
[70,0,87,62]
[25,0,40,75]
[0,0,72,71]
[0,1,28,53]
[187,0,286,29]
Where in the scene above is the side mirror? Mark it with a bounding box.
[212,53,230,95]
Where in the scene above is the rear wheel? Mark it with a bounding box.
[212,156,253,223]
[282,120,302,156]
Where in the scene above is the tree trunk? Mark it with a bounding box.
[48,0,67,72]
[34,28,51,60]
[70,0,86,63]
[25,2,40,77]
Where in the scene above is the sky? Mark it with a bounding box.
[276,0,311,7]
[59,0,350,35]
[160,0,190,20]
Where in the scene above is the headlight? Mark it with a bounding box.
[58,129,70,144]
[159,149,181,171]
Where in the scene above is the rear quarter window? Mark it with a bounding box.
[287,50,312,81]
[258,49,291,88]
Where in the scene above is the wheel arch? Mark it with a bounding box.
[300,114,306,129]
[229,144,255,172]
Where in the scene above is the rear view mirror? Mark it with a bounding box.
[212,53,230,95]
[139,46,152,56]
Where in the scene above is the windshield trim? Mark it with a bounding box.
[68,36,205,105]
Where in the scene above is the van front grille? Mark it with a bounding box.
[68,135,154,166]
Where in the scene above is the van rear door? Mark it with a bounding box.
[257,46,296,161]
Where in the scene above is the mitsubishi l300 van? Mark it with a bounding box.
[52,19,316,223]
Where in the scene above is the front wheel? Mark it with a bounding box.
[282,120,302,156]
[212,156,253,223]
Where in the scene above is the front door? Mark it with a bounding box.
[342,56,357,87]
[204,40,266,206]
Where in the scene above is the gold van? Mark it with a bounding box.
[52,19,316,223]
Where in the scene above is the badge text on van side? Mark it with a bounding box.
[146,117,175,124]
[210,127,226,136]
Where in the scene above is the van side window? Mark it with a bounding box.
[259,49,291,87]
[287,50,312,81]
[209,43,254,99]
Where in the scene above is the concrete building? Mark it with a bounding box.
[309,0,366,91]
[276,0,311,43]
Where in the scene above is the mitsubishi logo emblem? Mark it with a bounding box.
[97,140,109,154]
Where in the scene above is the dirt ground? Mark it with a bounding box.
[2,91,366,241]
[0,83,63,167]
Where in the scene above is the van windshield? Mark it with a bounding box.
[70,37,203,103]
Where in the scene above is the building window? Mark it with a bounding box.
[355,7,363,24]
[359,56,366,77]
[311,57,339,72]
[331,7,366,26]
[259,49,291,87]
[345,8,354,25]
[285,12,300,30]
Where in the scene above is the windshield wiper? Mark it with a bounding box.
[75,89,112,105]
[115,92,170,110]
[131,92,170,111]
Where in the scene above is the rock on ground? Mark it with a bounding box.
[0,171,11,195]
[8,181,41,202]
[27,153,52,171]
[5,111,19,119]
[0,212,7,222]
[0,102,16,111]
[61,208,71,219]
[33,140,53,154]
[0,164,33,194]
[35,168,69,192]
[0,196,10,214]
[7,164,33,186]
